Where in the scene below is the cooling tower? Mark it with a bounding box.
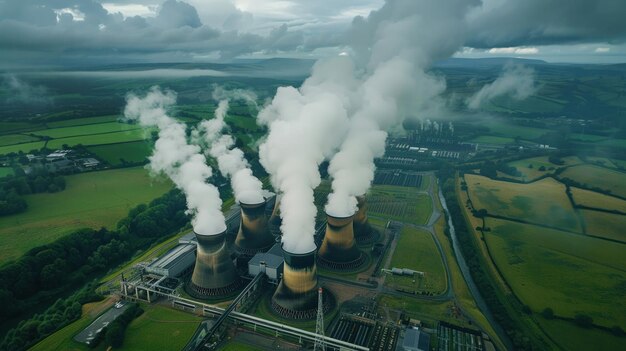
[353,195,376,243]
[318,212,365,270]
[234,199,274,256]
[271,246,332,319]
[188,228,242,298]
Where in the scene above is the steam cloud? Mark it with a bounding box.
[124,87,226,235]
[325,0,476,217]
[2,74,51,105]
[257,57,356,253]
[467,64,537,109]
[196,87,265,205]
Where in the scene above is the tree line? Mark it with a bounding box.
[0,189,188,351]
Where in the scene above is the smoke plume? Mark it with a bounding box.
[124,86,226,234]
[257,57,356,253]
[467,63,537,109]
[325,0,477,217]
[196,88,265,205]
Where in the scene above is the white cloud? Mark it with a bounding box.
[595,47,610,53]
[488,47,539,54]
[102,4,158,18]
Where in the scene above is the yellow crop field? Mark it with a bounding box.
[581,210,626,242]
[464,174,582,232]
[559,164,626,198]
[570,187,626,213]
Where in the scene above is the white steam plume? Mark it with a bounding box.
[467,63,537,109]
[196,88,265,205]
[258,57,356,253]
[124,86,225,235]
[325,0,477,217]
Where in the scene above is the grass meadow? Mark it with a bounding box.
[570,187,626,213]
[386,226,447,294]
[581,210,626,242]
[0,167,171,265]
[483,218,626,328]
[559,164,626,198]
[87,141,153,166]
[506,156,581,181]
[368,185,432,225]
[32,122,141,139]
[464,174,582,232]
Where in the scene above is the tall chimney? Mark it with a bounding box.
[234,199,274,256]
[272,246,330,319]
[318,212,365,270]
[188,228,242,298]
[353,195,376,243]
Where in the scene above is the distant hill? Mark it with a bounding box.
[434,57,548,68]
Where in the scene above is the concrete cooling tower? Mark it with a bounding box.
[318,212,365,270]
[188,228,243,298]
[271,246,332,319]
[353,195,376,243]
[268,194,282,227]
[234,199,275,256]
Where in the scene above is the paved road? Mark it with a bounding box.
[74,301,129,345]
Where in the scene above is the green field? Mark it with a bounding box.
[536,316,626,351]
[506,156,581,181]
[387,226,447,294]
[117,304,203,350]
[464,174,582,232]
[0,121,43,134]
[368,185,432,225]
[0,167,172,264]
[32,122,141,139]
[0,133,40,146]
[469,135,515,145]
[570,187,626,213]
[581,210,626,242]
[0,167,13,178]
[46,115,121,128]
[30,303,201,351]
[87,141,153,166]
[559,164,626,198]
[46,129,151,149]
[0,140,46,155]
[483,218,626,328]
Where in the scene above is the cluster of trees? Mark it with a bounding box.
[0,169,65,216]
[478,160,522,179]
[439,172,542,350]
[0,282,102,351]
[0,189,188,351]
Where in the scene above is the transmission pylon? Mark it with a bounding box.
[314,287,325,351]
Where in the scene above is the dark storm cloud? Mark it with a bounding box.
[0,0,305,65]
[0,0,625,66]
[467,0,626,48]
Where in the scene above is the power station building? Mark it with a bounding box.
[247,243,284,283]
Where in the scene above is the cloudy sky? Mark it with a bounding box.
[1,0,625,68]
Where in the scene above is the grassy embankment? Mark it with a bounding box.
[0,167,171,264]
